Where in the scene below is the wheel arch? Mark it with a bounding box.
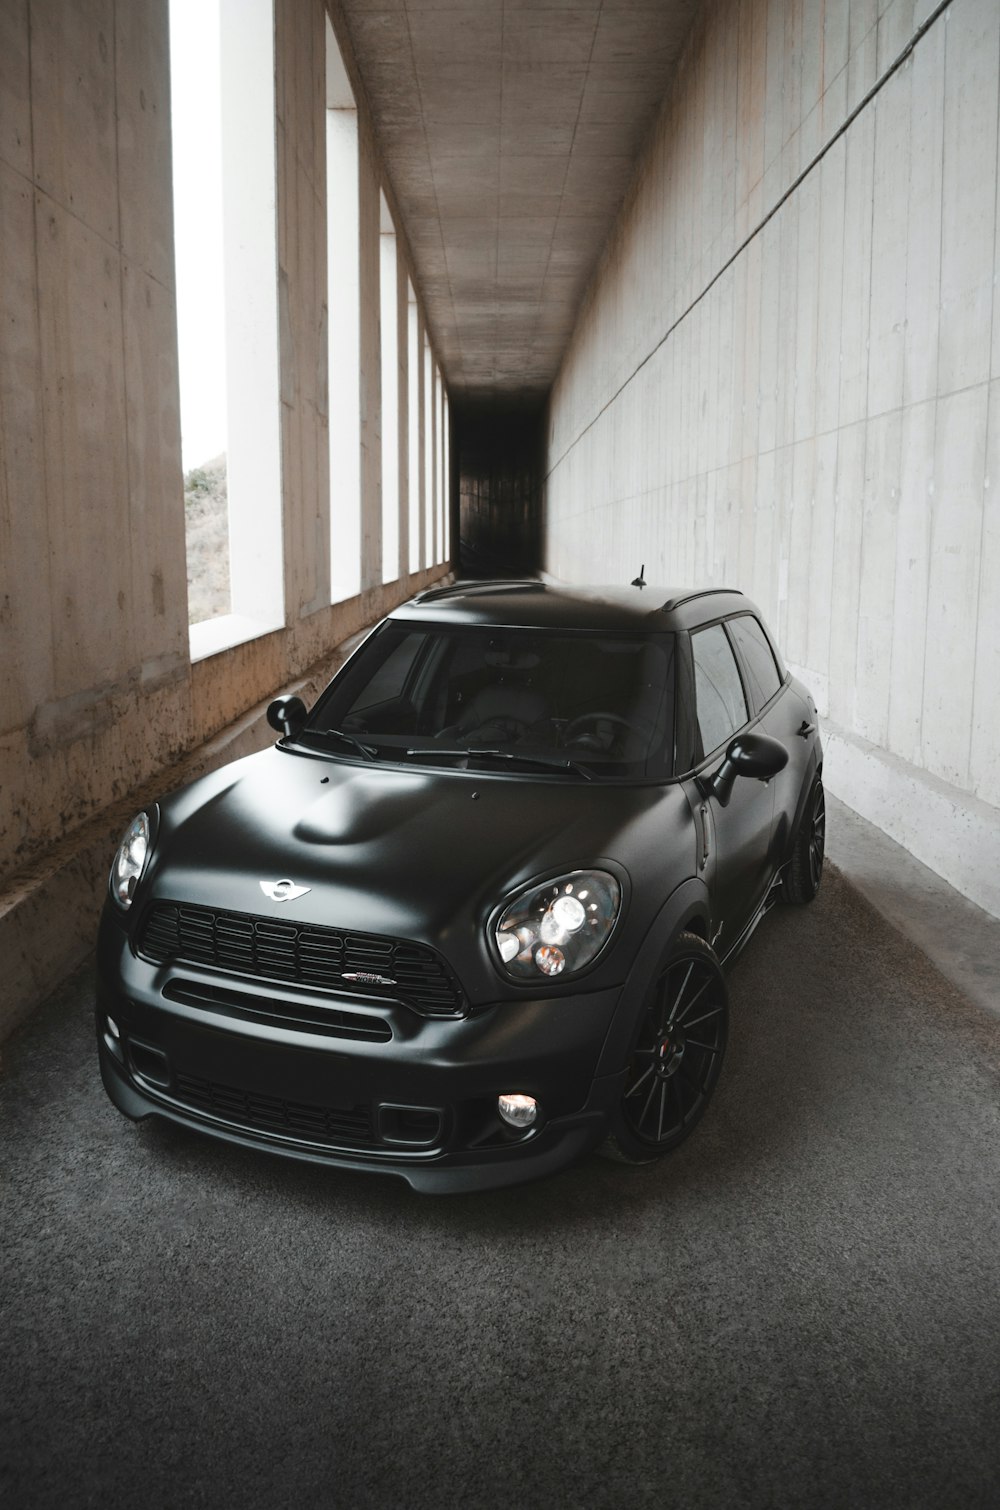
[595,876,713,1077]
[779,748,823,865]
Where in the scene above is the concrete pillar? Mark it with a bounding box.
[0,0,192,872]
[416,309,427,572]
[424,331,435,566]
[275,0,330,620]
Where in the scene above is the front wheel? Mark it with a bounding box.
[601,932,729,1164]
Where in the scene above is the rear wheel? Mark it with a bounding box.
[783,775,825,904]
[601,932,728,1164]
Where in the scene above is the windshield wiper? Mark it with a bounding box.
[405,746,596,781]
[316,727,379,761]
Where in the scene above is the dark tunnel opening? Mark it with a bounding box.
[452,402,546,579]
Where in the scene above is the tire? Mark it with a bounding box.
[600,931,729,1165]
[782,775,825,905]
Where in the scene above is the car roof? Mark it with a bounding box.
[391,579,753,633]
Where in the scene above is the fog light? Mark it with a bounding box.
[498,1093,538,1129]
[107,1015,120,1040]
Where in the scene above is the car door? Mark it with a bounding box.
[725,612,810,857]
[685,621,776,955]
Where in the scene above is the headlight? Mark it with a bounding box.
[111,811,152,910]
[494,870,621,981]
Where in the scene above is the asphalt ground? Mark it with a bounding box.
[2,866,999,1510]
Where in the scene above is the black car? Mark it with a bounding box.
[97,580,825,1192]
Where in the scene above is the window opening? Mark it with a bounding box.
[408,287,421,573]
[326,17,361,603]
[171,0,283,654]
[380,194,400,584]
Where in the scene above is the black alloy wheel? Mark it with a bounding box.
[783,775,825,904]
[602,931,729,1164]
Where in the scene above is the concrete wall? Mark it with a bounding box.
[545,0,1000,919]
[1,0,191,874]
[0,0,449,1035]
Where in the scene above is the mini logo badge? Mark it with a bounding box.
[342,971,397,987]
[259,879,310,903]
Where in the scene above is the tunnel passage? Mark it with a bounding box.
[452,403,545,579]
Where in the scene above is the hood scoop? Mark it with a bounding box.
[293,769,432,845]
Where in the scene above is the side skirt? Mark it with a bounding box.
[719,866,787,970]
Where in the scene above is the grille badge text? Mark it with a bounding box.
[342,971,397,986]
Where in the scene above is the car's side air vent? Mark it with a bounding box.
[137,903,467,1017]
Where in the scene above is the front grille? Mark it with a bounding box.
[172,1071,375,1146]
[137,902,466,1017]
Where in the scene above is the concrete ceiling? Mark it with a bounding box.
[338,0,700,400]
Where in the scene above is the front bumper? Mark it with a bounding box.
[96,910,627,1193]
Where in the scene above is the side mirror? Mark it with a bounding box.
[267,694,307,738]
[699,731,788,808]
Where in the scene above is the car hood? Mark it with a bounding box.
[139,746,692,997]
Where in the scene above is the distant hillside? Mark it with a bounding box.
[184,454,230,625]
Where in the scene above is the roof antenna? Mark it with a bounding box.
[631,564,646,589]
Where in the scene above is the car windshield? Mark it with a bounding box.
[299,622,676,780]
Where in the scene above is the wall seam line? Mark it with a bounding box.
[532,0,605,387]
[917,7,951,782]
[855,14,881,747]
[968,9,1000,801]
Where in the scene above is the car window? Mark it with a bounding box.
[728,614,782,709]
[691,623,748,756]
[348,631,425,713]
[304,622,677,780]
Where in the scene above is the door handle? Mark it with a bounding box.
[797,720,816,739]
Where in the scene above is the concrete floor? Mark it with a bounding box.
[825,792,1000,1023]
[2,860,999,1509]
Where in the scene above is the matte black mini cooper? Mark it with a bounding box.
[97,580,825,1192]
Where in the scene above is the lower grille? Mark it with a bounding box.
[137,902,466,1017]
[172,1070,375,1147]
[161,978,392,1040]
